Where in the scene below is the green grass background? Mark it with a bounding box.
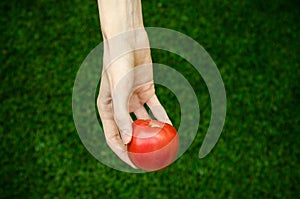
[1,0,299,198]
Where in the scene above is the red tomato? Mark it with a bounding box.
[127,119,179,171]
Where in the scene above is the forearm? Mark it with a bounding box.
[97,0,144,39]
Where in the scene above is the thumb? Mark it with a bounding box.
[112,80,133,144]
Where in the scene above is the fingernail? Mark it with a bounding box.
[122,130,132,144]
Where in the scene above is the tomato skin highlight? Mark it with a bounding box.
[127,119,179,171]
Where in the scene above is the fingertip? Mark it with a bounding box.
[165,118,173,126]
[121,129,132,144]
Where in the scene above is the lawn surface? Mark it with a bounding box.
[0,0,299,198]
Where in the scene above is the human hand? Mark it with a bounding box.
[97,33,171,168]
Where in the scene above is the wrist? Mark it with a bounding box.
[98,0,144,40]
[103,28,150,69]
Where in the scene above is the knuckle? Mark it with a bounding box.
[136,84,155,103]
[97,95,111,112]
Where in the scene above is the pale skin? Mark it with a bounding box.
[97,0,171,168]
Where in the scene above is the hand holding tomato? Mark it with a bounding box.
[127,120,179,171]
[97,55,172,169]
